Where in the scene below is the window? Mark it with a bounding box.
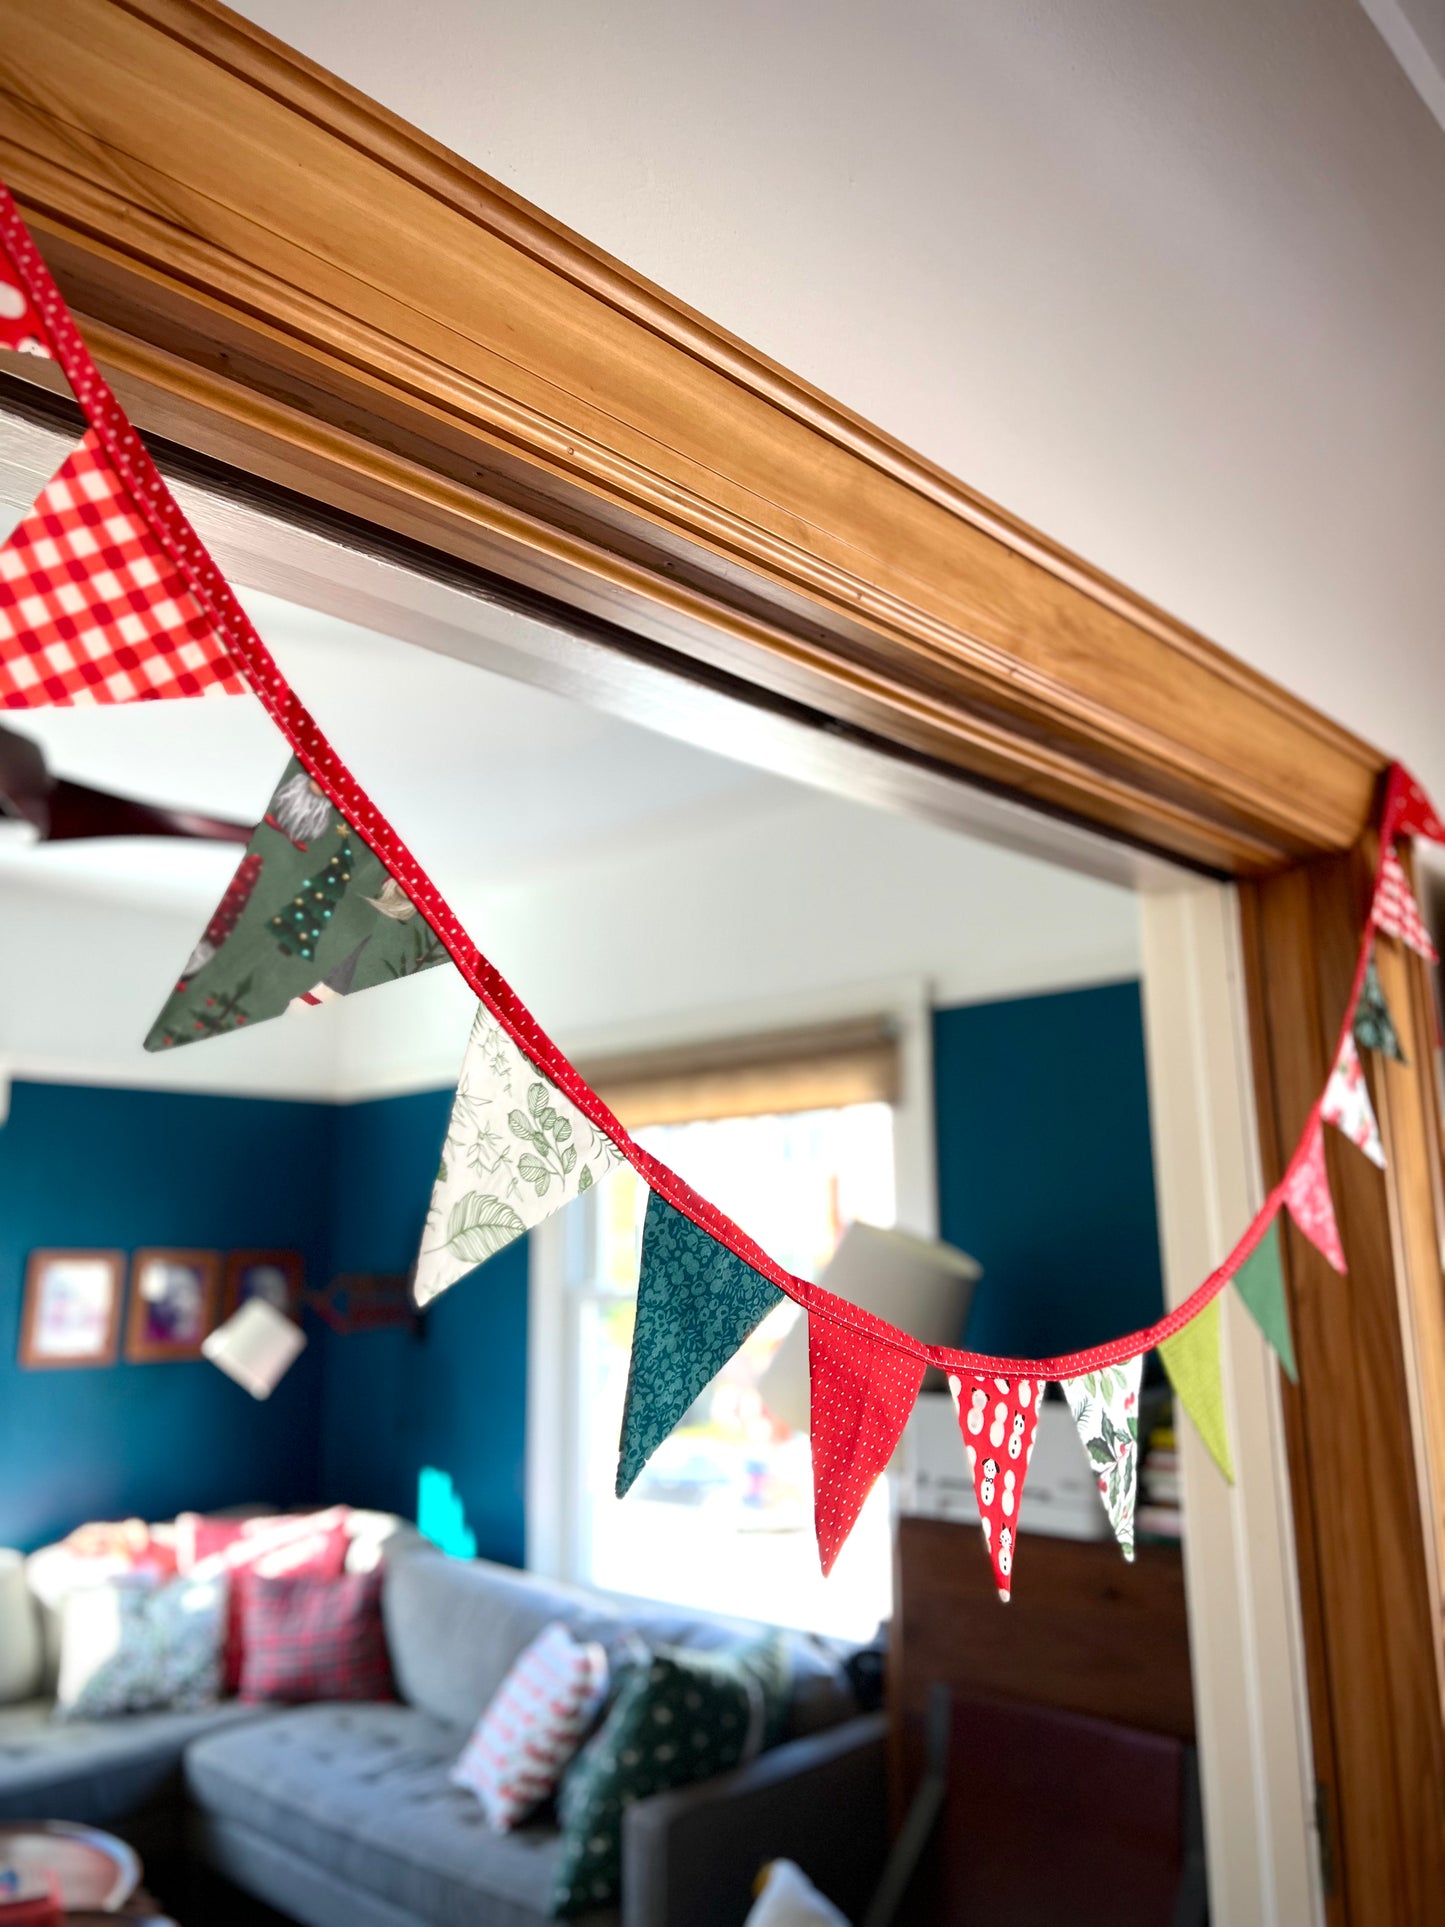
[562,1101,897,1641]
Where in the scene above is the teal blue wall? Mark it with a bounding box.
[934,981,1165,1358]
[0,1080,330,1552]
[0,980,1159,1561]
[319,1088,528,1569]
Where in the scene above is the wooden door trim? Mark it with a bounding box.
[0,0,1385,875]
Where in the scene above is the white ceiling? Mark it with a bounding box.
[231,0,1445,809]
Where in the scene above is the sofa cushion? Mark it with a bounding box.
[0,1553,42,1705]
[0,1697,260,1825]
[383,1551,854,1741]
[185,1701,567,1925]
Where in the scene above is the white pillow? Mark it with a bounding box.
[56,1573,227,1720]
[745,1861,853,1927]
[451,1620,608,1831]
[0,1550,42,1704]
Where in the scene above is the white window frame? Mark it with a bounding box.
[525,976,937,1585]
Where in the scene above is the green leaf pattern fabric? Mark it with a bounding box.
[1353,950,1406,1064]
[1232,1219,1298,1383]
[145,757,448,1051]
[414,1004,622,1307]
[1062,1355,1142,1559]
[551,1645,762,1916]
[616,1191,783,1498]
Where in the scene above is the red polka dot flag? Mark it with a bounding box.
[0,432,248,707]
[808,1313,925,1577]
[951,1373,1046,1601]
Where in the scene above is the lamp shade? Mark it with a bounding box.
[757,1221,980,1434]
[202,1297,306,1399]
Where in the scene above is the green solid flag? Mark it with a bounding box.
[1158,1297,1234,1483]
[1232,1220,1298,1383]
[617,1192,783,1498]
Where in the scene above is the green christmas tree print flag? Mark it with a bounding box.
[145,758,449,1051]
[1231,1219,1298,1383]
[415,1005,623,1307]
[1158,1297,1234,1483]
[1353,951,1406,1064]
[617,1192,783,1498]
[1062,1354,1142,1559]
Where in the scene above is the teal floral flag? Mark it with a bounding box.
[1353,952,1406,1064]
[145,757,448,1051]
[617,1193,783,1497]
[1231,1219,1298,1383]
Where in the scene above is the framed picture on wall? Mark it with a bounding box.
[223,1250,304,1320]
[18,1250,125,1369]
[125,1249,221,1363]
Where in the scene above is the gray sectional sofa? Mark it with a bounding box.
[0,1525,887,1927]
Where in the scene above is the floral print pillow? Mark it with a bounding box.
[56,1572,227,1720]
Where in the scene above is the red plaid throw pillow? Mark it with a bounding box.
[236,1569,392,1704]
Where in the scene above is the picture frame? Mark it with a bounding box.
[223,1250,304,1321]
[18,1250,125,1370]
[125,1249,221,1363]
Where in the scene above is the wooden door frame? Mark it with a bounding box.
[4,5,1443,1918]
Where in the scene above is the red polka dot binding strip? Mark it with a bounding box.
[0,431,247,706]
[0,183,1433,1380]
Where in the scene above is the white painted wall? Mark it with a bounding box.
[233,0,1445,808]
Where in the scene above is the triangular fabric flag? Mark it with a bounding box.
[0,242,52,358]
[1231,1220,1297,1383]
[416,1004,624,1307]
[1372,850,1438,963]
[1321,1034,1386,1170]
[809,1315,925,1575]
[1282,1118,1347,1273]
[617,1192,783,1497]
[0,432,247,707]
[145,756,450,1052]
[949,1372,1045,1600]
[1354,951,1406,1064]
[1381,765,1445,848]
[1158,1299,1233,1482]
[1062,1355,1142,1560]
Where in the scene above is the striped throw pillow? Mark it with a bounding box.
[451,1621,609,1831]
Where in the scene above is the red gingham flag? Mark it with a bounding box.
[0,235,51,358]
[809,1314,925,1576]
[0,431,248,707]
[1371,850,1438,964]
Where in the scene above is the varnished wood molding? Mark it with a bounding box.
[0,0,1385,871]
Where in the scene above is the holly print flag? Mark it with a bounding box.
[1321,1035,1386,1170]
[145,756,448,1050]
[1062,1355,1142,1559]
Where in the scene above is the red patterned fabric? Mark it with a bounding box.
[1321,1035,1386,1170]
[809,1314,925,1576]
[0,235,51,357]
[182,1507,350,1692]
[451,1622,609,1830]
[237,1569,392,1704]
[0,432,247,707]
[950,1373,1045,1601]
[1381,765,1445,848]
[1282,1119,1347,1274]
[1371,851,1438,963]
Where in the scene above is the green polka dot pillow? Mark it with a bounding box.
[550,1642,769,1917]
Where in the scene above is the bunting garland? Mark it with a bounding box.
[4,176,1445,1600]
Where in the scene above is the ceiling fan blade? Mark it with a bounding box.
[45,779,251,843]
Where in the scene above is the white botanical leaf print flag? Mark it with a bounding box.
[415,1005,623,1306]
[1062,1355,1143,1559]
